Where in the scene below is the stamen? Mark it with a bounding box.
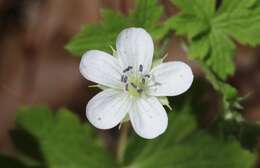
[137,88,143,93]
[131,83,137,88]
[121,75,124,82]
[123,66,133,73]
[141,78,145,84]
[144,74,150,78]
[123,76,128,83]
[123,68,129,73]
[128,66,133,70]
[139,64,143,72]
[125,84,129,91]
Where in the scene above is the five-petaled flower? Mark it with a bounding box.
[80,27,193,139]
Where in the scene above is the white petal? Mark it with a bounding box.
[116,28,154,73]
[86,89,131,129]
[149,61,193,96]
[80,50,122,88]
[129,97,168,139]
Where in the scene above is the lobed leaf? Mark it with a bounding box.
[66,0,166,56]
[124,106,256,168]
[10,106,117,168]
[169,0,260,79]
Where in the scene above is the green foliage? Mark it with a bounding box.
[4,106,116,168]
[166,0,260,143]
[124,106,256,168]
[1,0,259,167]
[65,10,127,55]
[129,0,163,30]
[0,106,256,168]
[168,0,260,80]
[66,0,167,56]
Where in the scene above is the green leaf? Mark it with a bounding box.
[2,105,257,167]
[173,0,215,18]
[124,106,256,168]
[65,10,127,55]
[168,0,260,138]
[215,0,260,46]
[12,106,116,168]
[167,16,210,40]
[66,0,166,56]
[169,0,260,79]
[129,0,163,29]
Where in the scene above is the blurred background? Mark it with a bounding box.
[0,0,259,157]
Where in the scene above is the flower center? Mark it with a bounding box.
[121,64,151,97]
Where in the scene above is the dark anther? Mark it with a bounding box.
[123,66,133,73]
[131,83,137,88]
[123,67,129,73]
[139,64,143,72]
[121,75,124,82]
[137,89,143,93]
[142,78,145,84]
[123,76,128,83]
[125,84,129,91]
[144,74,150,78]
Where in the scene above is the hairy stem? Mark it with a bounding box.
[117,122,129,165]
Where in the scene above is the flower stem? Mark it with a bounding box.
[117,122,129,165]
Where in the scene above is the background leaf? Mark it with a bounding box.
[66,0,166,56]
[0,103,257,168]
[9,106,117,168]
[124,106,256,168]
[166,0,260,144]
[65,10,127,55]
[169,0,260,79]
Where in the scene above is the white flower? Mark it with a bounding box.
[79,27,193,139]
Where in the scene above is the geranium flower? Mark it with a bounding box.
[79,27,193,139]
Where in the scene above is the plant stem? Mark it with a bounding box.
[117,122,129,165]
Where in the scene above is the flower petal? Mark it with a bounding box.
[80,50,122,88]
[116,28,154,73]
[149,61,193,96]
[86,89,131,129]
[129,97,168,139]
